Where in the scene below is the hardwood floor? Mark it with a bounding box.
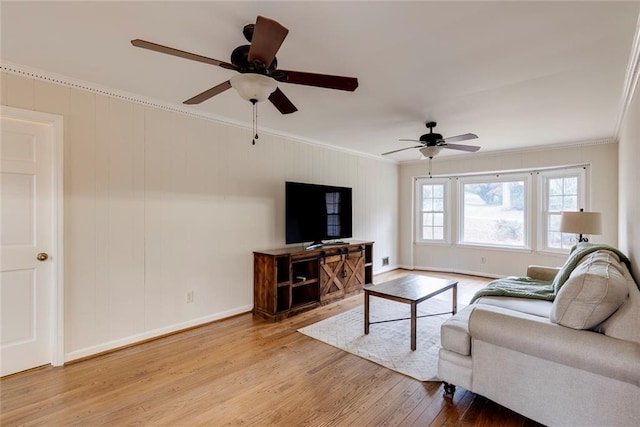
[0,270,543,426]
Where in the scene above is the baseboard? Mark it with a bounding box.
[64,304,253,363]
[450,268,503,279]
[373,264,400,275]
[395,265,503,279]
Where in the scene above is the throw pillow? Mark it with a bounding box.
[550,251,629,330]
[594,269,640,345]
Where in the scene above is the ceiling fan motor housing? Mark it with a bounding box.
[230,45,278,74]
[419,121,443,145]
[420,133,443,145]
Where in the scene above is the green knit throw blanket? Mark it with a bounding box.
[470,243,631,304]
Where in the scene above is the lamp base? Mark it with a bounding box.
[578,234,589,243]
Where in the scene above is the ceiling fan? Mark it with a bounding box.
[131,15,359,114]
[382,121,480,159]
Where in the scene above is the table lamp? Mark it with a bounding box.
[559,209,602,242]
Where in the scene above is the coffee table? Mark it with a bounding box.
[364,274,458,351]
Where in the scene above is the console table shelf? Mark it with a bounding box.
[253,241,374,321]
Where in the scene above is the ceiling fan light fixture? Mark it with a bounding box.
[419,146,443,158]
[230,74,277,102]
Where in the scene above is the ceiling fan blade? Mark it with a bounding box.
[442,133,478,143]
[268,88,298,114]
[248,16,289,68]
[399,138,421,143]
[183,81,232,105]
[443,143,481,152]
[382,145,423,156]
[273,70,358,91]
[131,39,237,70]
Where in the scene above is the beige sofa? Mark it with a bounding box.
[438,246,640,426]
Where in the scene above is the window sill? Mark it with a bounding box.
[455,243,533,254]
[414,241,452,247]
[536,248,571,257]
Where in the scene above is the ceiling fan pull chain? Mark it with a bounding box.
[251,100,259,145]
[428,157,432,177]
[253,103,258,139]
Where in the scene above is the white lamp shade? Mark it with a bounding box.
[559,211,602,235]
[419,146,443,158]
[230,74,277,102]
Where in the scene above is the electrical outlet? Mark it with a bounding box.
[382,257,389,266]
[185,291,194,303]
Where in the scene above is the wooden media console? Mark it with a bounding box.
[253,241,374,321]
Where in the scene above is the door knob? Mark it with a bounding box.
[37,253,49,261]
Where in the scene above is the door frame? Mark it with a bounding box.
[1,105,65,367]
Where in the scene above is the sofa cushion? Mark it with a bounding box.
[594,264,640,344]
[440,304,474,356]
[476,296,552,318]
[550,251,629,329]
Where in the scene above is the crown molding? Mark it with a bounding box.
[0,61,245,125]
[615,11,640,138]
[401,138,617,166]
[0,61,395,164]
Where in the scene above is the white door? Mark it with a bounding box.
[1,115,55,376]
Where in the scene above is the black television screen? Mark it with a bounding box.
[285,181,353,246]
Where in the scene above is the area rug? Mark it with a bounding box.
[298,296,458,381]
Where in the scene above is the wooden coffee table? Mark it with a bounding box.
[364,274,458,351]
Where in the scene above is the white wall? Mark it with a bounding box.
[618,81,640,279]
[1,72,399,361]
[398,143,618,277]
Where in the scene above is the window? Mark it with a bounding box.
[539,167,586,251]
[415,178,449,243]
[459,175,529,248]
[414,165,588,252]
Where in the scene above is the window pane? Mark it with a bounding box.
[549,195,563,211]
[564,177,578,195]
[433,227,444,240]
[433,185,443,198]
[561,232,575,248]
[423,198,433,211]
[423,213,432,226]
[549,178,564,196]
[434,213,444,226]
[549,213,561,231]
[422,227,433,240]
[433,199,444,211]
[423,185,432,198]
[563,196,577,211]
[463,180,525,246]
[548,231,562,248]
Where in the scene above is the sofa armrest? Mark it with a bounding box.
[468,305,640,387]
[526,265,560,282]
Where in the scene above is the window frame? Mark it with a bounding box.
[538,167,587,253]
[414,177,451,244]
[457,173,532,250]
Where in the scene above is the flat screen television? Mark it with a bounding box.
[285,181,353,248]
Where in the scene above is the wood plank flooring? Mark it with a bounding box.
[0,270,543,426]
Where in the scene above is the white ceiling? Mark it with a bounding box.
[2,1,639,162]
